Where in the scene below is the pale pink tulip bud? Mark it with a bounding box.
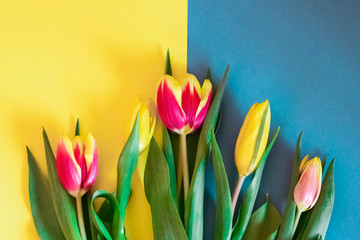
[293,155,322,212]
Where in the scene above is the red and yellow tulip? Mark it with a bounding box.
[294,155,322,212]
[156,74,212,135]
[56,133,98,198]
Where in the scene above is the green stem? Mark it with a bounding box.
[231,176,245,215]
[76,196,87,240]
[291,208,302,239]
[180,133,189,201]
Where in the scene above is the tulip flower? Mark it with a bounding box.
[132,98,156,153]
[294,155,322,212]
[156,74,212,135]
[56,132,97,240]
[56,133,98,197]
[156,73,212,199]
[231,100,270,213]
[291,155,322,238]
[131,98,156,184]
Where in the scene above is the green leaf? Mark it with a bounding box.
[42,129,82,240]
[97,192,117,223]
[27,147,65,240]
[90,190,122,240]
[265,230,279,240]
[162,126,178,210]
[277,132,303,240]
[185,65,229,240]
[299,159,335,240]
[243,197,282,240]
[210,129,232,240]
[165,49,172,75]
[144,138,188,240]
[116,115,139,232]
[231,127,280,240]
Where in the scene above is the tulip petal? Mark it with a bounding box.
[299,155,310,174]
[138,103,151,152]
[192,79,212,131]
[156,76,186,132]
[72,136,86,184]
[56,137,81,197]
[83,133,98,194]
[181,74,201,130]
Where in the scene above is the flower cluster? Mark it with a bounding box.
[27,51,335,240]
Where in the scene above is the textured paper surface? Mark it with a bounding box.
[0,0,187,238]
[187,0,360,239]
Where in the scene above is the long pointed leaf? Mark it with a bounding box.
[210,129,232,240]
[144,138,187,240]
[231,127,280,239]
[27,147,65,240]
[162,127,178,210]
[243,197,282,240]
[277,132,303,240]
[42,129,82,240]
[116,115,139,232]
[185,65,229,239]
[299,159,335,240]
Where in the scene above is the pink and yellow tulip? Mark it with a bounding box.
[156,74,212,135]
[56,133,98,197]
[294,155,322,212]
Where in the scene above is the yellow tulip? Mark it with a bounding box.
[234,100,271,177]
[131,98,156,153]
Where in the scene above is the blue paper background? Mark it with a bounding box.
[187,0,360,239]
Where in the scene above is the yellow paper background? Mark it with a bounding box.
[0,0,187,238]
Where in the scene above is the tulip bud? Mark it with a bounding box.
[56,133,98,197]
[131,98,156,153]
[156,74,212,135]
[234,100,271,177]
[294,155,322,212]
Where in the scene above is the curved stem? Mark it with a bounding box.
[231,176,245,215]
[180,133,189,200]
[291,208,302,239]
[76,196,87,240]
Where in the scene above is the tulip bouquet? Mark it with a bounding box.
[27,51,335,240]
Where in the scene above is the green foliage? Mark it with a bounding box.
[210,129,232,240]
[277,132,303,240]
[27,147,65,240]
[43,129,82,240]
[90,190,123,240]
[116,115,139,233]
[243,197,282,240]
[144,138,188,240]
[162,127,178,211]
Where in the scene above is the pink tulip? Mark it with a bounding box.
[156,74,212,134]
[56,133,98,197]
[293,155,322,212]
